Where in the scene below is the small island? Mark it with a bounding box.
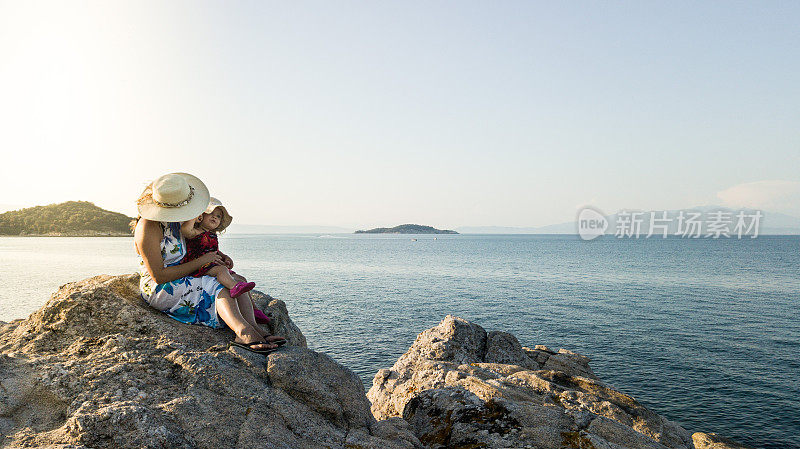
[355,224,458,234]
[0,201,133,236]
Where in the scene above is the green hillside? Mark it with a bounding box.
[0,201,133,236]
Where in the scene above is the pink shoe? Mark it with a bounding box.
[230,281,255,298]
[253,308,271,324]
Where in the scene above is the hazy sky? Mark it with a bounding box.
[1,1,798,228]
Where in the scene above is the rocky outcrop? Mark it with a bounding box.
[0,277,751,449]
[368,315,698,449]
[0,274,419,448]
[691,432,752,449]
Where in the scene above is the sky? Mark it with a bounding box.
[1,1,798,229]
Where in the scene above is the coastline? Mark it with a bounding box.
[0,274,753,449]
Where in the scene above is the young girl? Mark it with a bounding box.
[181,198,255,298]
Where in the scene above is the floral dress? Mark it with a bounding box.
[139,222,224,328]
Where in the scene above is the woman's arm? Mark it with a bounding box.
[135,219,224,284]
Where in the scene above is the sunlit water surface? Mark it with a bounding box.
[1,234,798,448]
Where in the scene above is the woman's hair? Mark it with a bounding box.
[129,216,140,233]
[129,186,151,233]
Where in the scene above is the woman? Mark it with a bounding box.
[133,172,284,353]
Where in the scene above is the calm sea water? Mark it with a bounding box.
[0,234,798,448]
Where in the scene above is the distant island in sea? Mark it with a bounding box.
[0,201,133,236]
[355,224,458,234]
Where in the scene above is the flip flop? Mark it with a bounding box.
[261,336,287,346]
[253,308,271,324]
[230,281,256,298]
[229,340,279,355]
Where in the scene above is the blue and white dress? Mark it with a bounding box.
[139,222,224,328]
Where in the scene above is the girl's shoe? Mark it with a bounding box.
[230,281,255,298]
[253,308,271,324]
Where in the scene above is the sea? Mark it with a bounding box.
[0,234,798,449]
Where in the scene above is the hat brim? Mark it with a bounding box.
[137,173,211,223]
[217,209,233,232]
[204,198,233,232]
[206,204,233,232]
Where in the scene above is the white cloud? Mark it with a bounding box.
[717,180,800,215]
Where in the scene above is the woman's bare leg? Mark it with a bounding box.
[228,272,259,329]
[230,273,285,343]
[235,291,285,342]
[215,289,276,350]
[237,294,259,330]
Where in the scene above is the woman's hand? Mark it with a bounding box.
[198,251,224,267]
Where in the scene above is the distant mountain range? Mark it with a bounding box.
[229,207,800,235]
[455,226,544,234]
[226,224,355,234]
[456,206,800,235]
[4,202,798,236]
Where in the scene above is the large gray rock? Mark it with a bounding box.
[368,315,696,449]
[0,274,419,449]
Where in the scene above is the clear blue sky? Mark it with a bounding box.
[1,1,798,228]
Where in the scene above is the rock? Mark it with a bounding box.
[368,315,699,449]
[266,346,374,429]
[250,290,307,348]
[0,274,419,449]
[692,432,753,449]
[484,331,535,369]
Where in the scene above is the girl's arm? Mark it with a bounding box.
[135,219,224,284]
[180,218,202,239]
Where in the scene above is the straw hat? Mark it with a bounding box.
[205,197,233,232]
[137,173,210,223]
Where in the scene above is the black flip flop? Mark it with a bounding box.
[271,338,288,347]
[230,340,279,355]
